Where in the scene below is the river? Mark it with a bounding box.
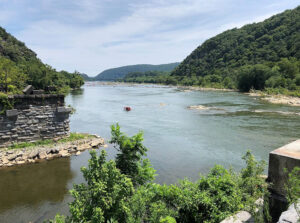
[0,82,299,223]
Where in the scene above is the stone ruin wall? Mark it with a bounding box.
[0,94,71,148]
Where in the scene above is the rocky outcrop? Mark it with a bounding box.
[0,135,105,168]
[220,211,254,223]
[277,201,300,223]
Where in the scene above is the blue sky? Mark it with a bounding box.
[0,0,299,76]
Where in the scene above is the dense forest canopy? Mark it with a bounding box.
[0,27,84,94]
[93,63,180,81]
[121,6,300,96]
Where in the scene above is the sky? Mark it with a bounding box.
[0,0,299,76]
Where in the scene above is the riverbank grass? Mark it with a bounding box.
[7,133,93,150]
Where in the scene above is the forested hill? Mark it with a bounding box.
[79,73,93,81]
[0,27,84,94]
[165,6,300,94]
[94,63,180,81]
[172,6,300,78]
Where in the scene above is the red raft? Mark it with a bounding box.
[124,106,131,111]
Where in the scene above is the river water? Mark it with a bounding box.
[0,82,299,223]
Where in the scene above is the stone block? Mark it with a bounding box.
[268,139,300,221]
[57,106,72,113]
[1,135,10,139]
[32,90,45,94]
[277,201,299,223]
[22,85,33,95]
[220,211,253,223]
[36,115,47,119]
[6,109,18,117]
[268,140,300,196]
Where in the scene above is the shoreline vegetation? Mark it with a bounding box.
[48,124,300,223]
[48,124,270,223]
[0,27,84,95]
[0,133,106,168]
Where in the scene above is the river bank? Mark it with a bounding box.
[0,134,106,168]
[247,92,300,107]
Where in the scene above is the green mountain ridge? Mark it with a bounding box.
[93,63,180,81]
[122,6,300,96]
[172,6,300,77]
[0,27,84,94]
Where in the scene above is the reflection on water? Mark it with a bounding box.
[0,158,74,222]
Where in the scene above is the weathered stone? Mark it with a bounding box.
[78,144,90,151]
[7,154,18,161]
[90,138,105,148]
[57,107,72,113]
[268,140,300,221]
[220,211,253,223]
[36,115,47,119]
[16,160,25,165]
[0,135,104,168]
[59,150,70,157]
[1,157,9,164]
[32,90,45,95]
[22,85,33,95]
[38,151,47,159]
[1,135,10,139]
[15,157,24,162]
[277,201,300,223]
[28,150,39,159]
[6,109,18,117]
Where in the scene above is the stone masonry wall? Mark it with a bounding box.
[0,94,71,148]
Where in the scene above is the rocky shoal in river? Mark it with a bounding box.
[0,135,105,168]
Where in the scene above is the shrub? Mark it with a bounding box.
[285,167,300,218]
[68,150,134,223]
[49,125,268,223]
[110,123,156,187]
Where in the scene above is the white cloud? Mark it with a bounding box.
[2,0,299,76]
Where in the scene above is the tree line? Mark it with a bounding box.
[0,27,84,94]
[121,58,300,97]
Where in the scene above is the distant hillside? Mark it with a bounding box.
[172,6,300,78]
[123,6,300,96]
[79,73,93,81]
[94,63,180,81]
[0,27,84,94]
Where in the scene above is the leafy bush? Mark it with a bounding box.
[49,125,269,223]
[285,167,300,218]
[110,123,156,186]
[68,150,134,223]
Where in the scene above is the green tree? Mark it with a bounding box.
[238,64,273,92]
[110,123,156,186]
[68,150,134,223]
[0,57,27,93]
